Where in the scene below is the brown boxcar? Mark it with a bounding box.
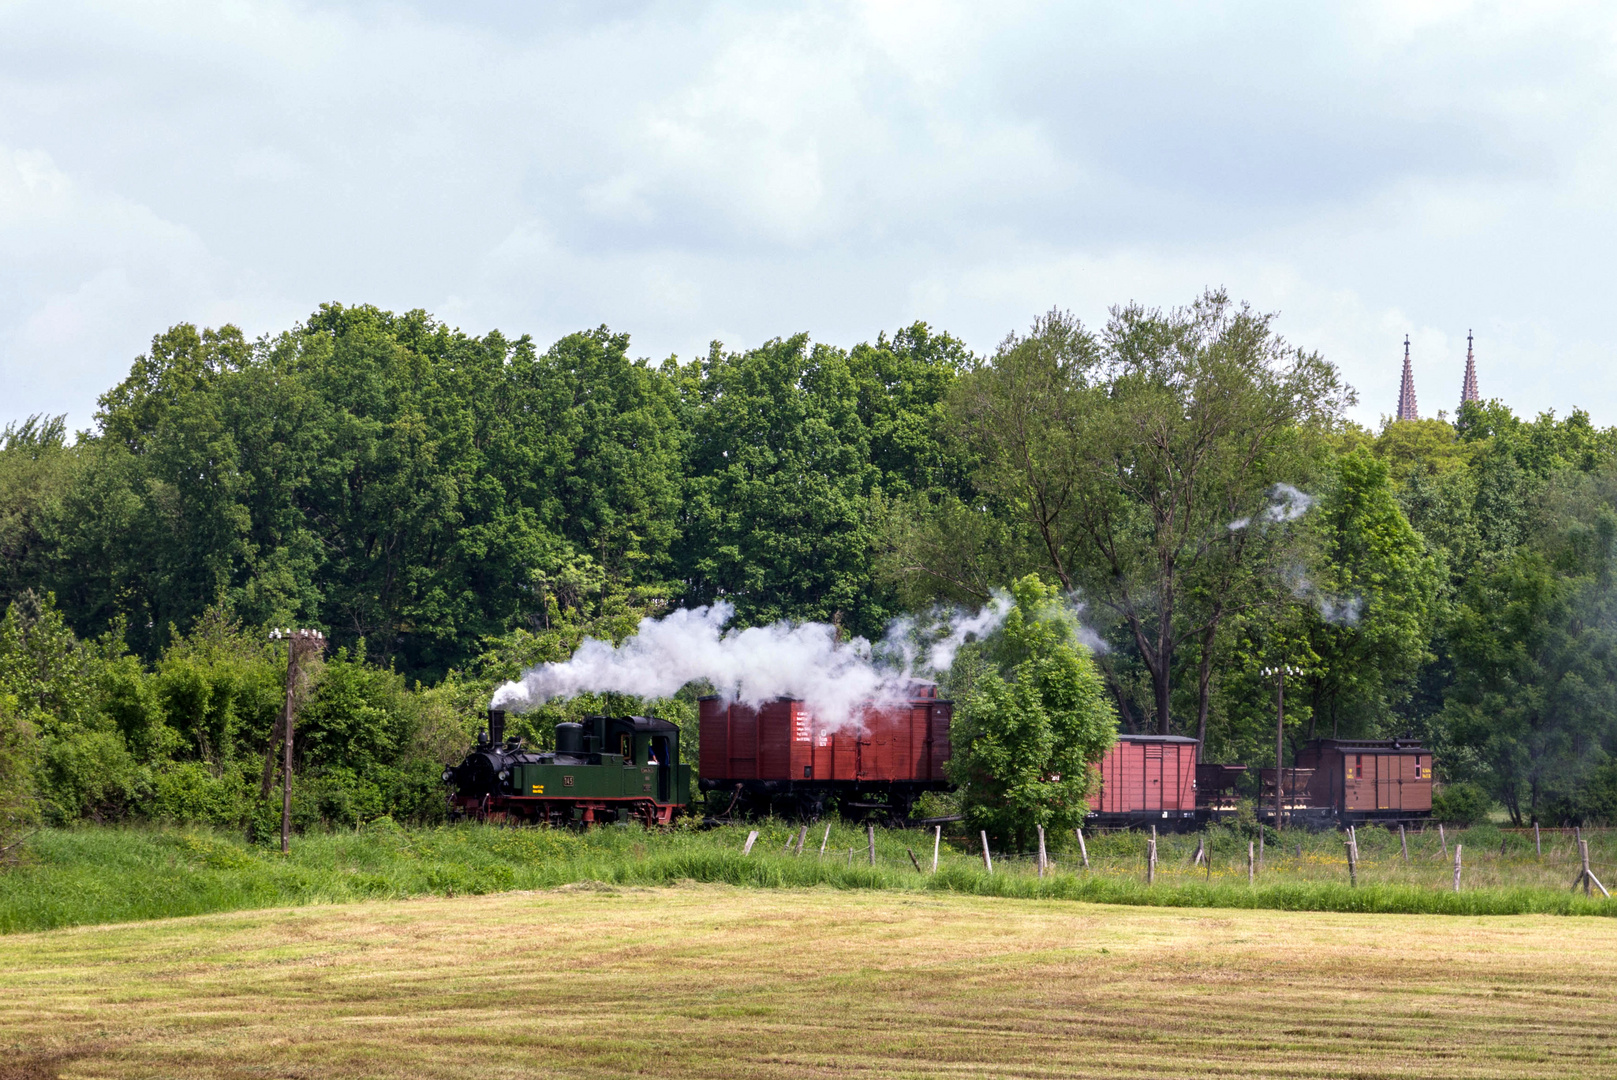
[1087,734,1199,829]
[1294,738,1432,823]
[698,686,952,819]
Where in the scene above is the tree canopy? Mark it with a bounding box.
[2,295,1617,831]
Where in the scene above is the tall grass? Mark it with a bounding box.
[2,820,1613,933]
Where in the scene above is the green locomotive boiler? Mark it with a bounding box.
[446,709,693,826]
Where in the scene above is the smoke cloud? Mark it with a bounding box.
[489,594,1018,727]
[1283,565,1364,627]
[1229,483,1315,531]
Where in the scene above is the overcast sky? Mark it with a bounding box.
[3,0,1615,432]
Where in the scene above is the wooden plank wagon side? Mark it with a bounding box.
[1086,734,1200,831]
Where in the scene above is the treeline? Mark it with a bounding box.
[3,291,1617,838]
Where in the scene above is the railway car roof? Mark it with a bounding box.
[1113,734,1201,744]
[586,714,681,733]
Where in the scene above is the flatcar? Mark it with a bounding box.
[697,686,952,821]
[445,709,692,825]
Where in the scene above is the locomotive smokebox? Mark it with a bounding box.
[555,721,583,755]
[488,709,506,746]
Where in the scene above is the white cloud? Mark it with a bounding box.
[2,0,1617,429]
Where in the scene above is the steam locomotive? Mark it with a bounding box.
[445,709,692,826]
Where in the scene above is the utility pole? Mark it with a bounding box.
[1261,666,1302,831]
[263,628,326,853]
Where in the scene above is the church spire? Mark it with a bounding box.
[1396,335,1419,421]
[1460,330,1479,408]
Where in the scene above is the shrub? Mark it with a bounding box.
[1431,781,1492,826]
[141,761,248,826]
[37,729,144,824]
[947,576,1117,849]
[294,767,386,831]
[0,696,38,857]
[1577,760,1617,826]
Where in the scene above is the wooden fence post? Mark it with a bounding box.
[1439,823,1448,859]
[1037,825,1048,879]
[794,825,808,856]
[1349,825,1359,864]
[1248,840,1254,885]
[1400,824,1408,864]
[742,830,759,856]
[907,848,923,873]
[1146,825,1157,886]
[1571,838,1608,897]
[1258,829,1264,871]
[980,831,994,875]
[1453,843,1462,892]
[1585,840,1609,898]
[867,824,876,867]
[820,823,832,858]
[1535,822,1542,858]
[1193,836,1205,867]
[1076,827,1090,870]
[932,824,941,874]
[1345,838,1357,888]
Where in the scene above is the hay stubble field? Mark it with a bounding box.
[3,885,1615,1079]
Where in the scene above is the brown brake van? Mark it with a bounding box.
[1295,738,1432,824]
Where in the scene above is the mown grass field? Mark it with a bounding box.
[3,886,1616,1079]
[2,821,1615,934]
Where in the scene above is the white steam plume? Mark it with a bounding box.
[489,595,1017,728]
[1283,565,1364,627]
[1229,483,1315,531]
[1064,594,1110,654]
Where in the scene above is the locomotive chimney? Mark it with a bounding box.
[488,709,506,747]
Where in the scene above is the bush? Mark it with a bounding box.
[1576,760,1617,826]
[383,760,451,825]
[37,729,144,824]
[1431,781,1492,825]
[947,576,1117,848]
[0,696,38,856]
[911,790,960,821]
[294,767,386,831]
[141,761,248,826]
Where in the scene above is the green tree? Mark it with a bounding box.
[1300,448,1440,737]
[930,293,1350,737]
[946,576,1117,847]
[0,592,139,823]
[678,335,886,635]
[0,414,76,613]
[1437,488,1617,824]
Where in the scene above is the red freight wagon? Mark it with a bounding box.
[698,686,951,820]
[1087,734,1199,829]
[1295,738,1432,824]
